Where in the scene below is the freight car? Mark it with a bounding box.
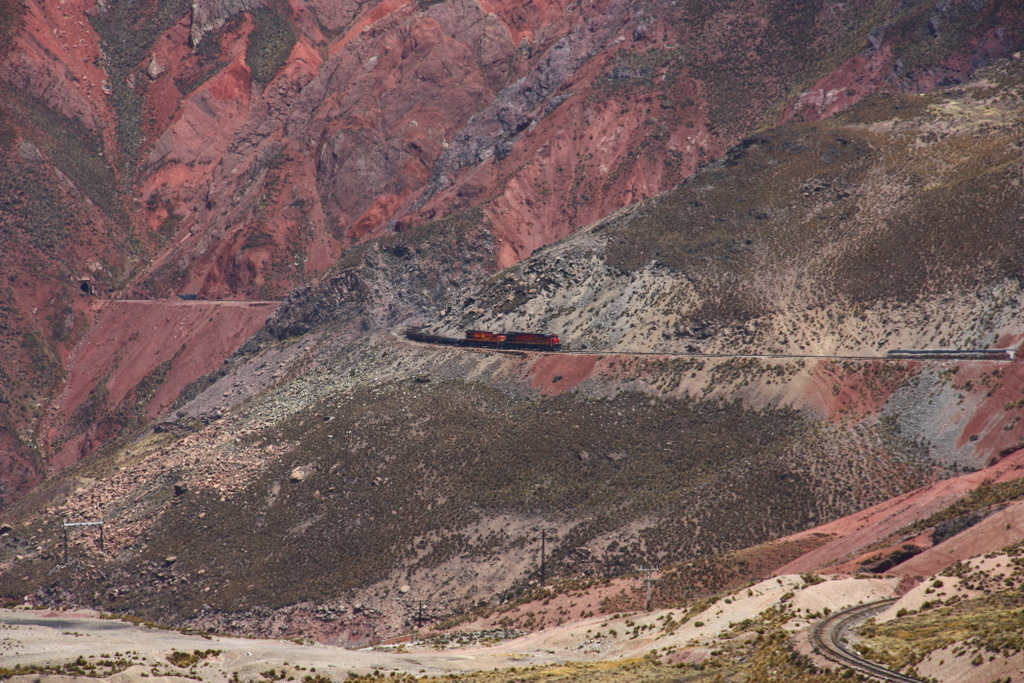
[404,328,462,346]
[887,348,1016,361]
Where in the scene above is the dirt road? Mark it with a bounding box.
[0,608,588,680]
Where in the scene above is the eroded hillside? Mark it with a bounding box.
[3,60,1024,646]
[3,0,1024,504]
[431,59,1024,357]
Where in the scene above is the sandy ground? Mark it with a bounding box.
[0,608,536,679]
[915,643,1024,683]
[0,575,899,680]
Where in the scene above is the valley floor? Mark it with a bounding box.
[0,574,896,681]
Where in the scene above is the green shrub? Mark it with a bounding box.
[246,7,296,84]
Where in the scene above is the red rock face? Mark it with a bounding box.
[1,0,113,135]
[40,300,278,473]
[776,447,1024,577]
[1,0,1023,500]
[8,0,1024,300]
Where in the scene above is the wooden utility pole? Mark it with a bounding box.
[533,527,557,586]
[540,529,548,585]
[404,598,440,627]
[413,600,430,624]
[638,568,659,611]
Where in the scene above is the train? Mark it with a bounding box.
[405,328,562,351]
[887,348,1016,361]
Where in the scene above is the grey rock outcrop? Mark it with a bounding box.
[190,0,264,47]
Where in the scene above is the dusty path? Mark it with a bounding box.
[0,608,544,679]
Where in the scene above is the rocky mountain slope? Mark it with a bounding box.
[2,2,1024,678]
[2,0,1024,502]
[3,53,1024,659]
[418,56,1024,469]
[1,477,1023,682]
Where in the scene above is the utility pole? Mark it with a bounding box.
[533,527,557,586]
[540,529,548,585]
[413,599,430,625]
[638,568,659,611]
[402,596,438,627]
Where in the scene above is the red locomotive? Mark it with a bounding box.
[405,327,562,351]
[463,329,506,346]
[500,331,562,350]
[463,330,561,350]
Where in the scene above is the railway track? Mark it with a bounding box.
[809,599,928,683]
[402,329,1016,363]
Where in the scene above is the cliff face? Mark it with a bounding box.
[28,0,1023,301]
[1,0,1023,500]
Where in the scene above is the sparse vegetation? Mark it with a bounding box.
[246,6,297,84]
[4,9,1024,681]
[4,355,944,632]
[0,0,23,62]
[894,477,1024,544]
[108,385,827,620]
[858,543,1024,672]
[89,0,192,167]
[166,648,221,668]
[0,654,140,679]
[1,88,120,219]
[601,80,1024,321]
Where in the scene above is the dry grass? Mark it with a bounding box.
[857,542,1024,674]
[598,66,1024,327]
[344,630,856,682]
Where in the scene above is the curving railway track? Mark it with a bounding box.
[809,599,928,683]
[403,328,1016,363]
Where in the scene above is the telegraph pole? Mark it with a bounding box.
[533,527,557,586]
[413,599,432,625]
[404,598,442,628]
[638,568,659,611]
[540,529,548,585]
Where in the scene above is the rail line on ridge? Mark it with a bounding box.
[401,329,1016,363]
